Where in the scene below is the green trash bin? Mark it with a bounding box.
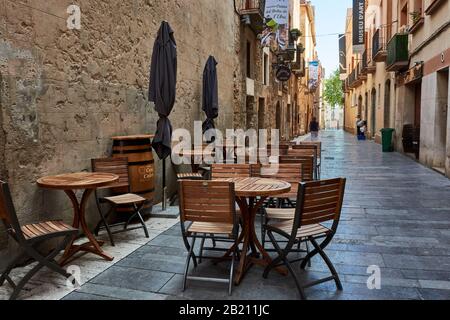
[380,128,395,152]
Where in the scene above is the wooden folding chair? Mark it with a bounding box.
[91,158,149,246]
[263,178,346,300]
[179,180,239,295]
[298,141,322,178]
[279,155,315,181]
[291,144,320,179]
[260,163,303,208]
[211,164,252,179]
[0,181,78,300]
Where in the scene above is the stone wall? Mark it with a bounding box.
[0,0,241,254]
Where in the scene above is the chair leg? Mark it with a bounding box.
[9,262,43,300]
[310,238,343,291]
[261,211,266,249]
[300,235,333,270]
[95,205,115,246]
[183,236,197,292]
[228,244,237,296]
[8,236,74,300]
[199,235,206,264]
[25,236,75,281]
[211,234,216,248]
[136,211,150,238]
[282,256,307,300]
[262,231,284,279]
[264,230,306,300]
[305,241,312,268]
[0,252,26,287]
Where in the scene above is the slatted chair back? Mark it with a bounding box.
[279,156,315,181]
[290,145,318,160]
[0,181,24,240]
[211,164,252,179]
[260,164,303,198]
[294,178,346,230]
[91,158,130,191]
[298,141,322,160]
[179,180,236,225]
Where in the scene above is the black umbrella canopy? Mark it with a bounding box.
[149,21,177,160]
[202,56,219,142]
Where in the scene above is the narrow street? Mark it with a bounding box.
[63,131,450,300]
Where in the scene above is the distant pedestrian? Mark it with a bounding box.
[309,117,320,140]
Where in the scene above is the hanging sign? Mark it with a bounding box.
[308,61,320,90]
[275,64,292,82]
[352,0,365,54]
[262,0,290,50]
[339,34,347,80]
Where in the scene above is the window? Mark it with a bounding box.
[400,3,408,28]
[246,41,252,78]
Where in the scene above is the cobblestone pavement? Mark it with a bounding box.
[4,130,450,300]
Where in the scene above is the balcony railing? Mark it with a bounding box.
[372,28,387,62]
[348,68,357,88]
[386,33,409,72]
[237,0,266,33]
[361,51,368,74]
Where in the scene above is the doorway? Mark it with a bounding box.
[276,101,281,131]
[358,95,363,118]
[384,80,391,128]
[287,103,292,138]
[434,68,449,173]
[371,88,377,138]
[246,96,255,130]
[365,92,369,123]
[258,98,265,131]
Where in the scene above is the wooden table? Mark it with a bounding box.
[37,172,119,266]
[216,177,291,285]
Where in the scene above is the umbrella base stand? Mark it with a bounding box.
[150,202,180,219]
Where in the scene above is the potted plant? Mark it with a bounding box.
[409,11,421,24]
[289,28,301,41]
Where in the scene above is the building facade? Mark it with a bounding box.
[0,1,319,254]
[343,0,450,176]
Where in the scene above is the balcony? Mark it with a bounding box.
[237,0,265,33]
[357,63,367,82]
[386,33,409,72]
[361,50,376,75]
[372,28,387,62]
[347,63,366,89]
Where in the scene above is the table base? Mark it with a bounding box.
[59,189,114,266]
[223,196,288,285]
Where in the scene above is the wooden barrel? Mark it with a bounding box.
[111,135,155,216]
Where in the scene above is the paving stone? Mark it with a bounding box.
[76,283,170,300]
[89,265,174,293]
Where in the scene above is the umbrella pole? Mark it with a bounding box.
[162,157,167,211]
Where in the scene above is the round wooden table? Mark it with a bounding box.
[37,172,119,266]
[216,177,291,285]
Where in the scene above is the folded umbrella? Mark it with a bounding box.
[149,21,177,210]
[202,56,219,142]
